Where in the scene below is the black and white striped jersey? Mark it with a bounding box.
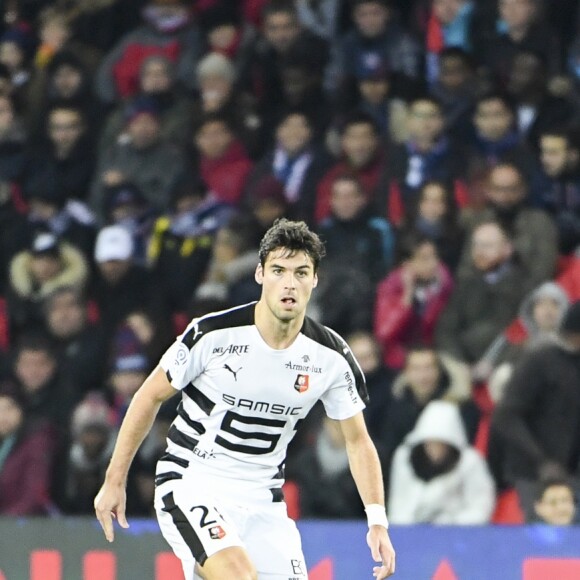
[157,302,367,496]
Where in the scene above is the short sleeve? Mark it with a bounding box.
[321,359,366,420]
[159,321,209,390]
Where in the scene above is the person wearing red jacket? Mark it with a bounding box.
[374,232,453,369]
[0,381,57,515]
[194,112,253,206]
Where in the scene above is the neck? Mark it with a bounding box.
[254,299,304,349]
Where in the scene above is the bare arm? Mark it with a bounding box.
[340,413,395,579]
[94,366,177,541]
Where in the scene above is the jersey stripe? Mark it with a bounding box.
[159,452,189,469]
[177,401,206,434]
[155,471,183,487]
[162,491,208,566]
[301,316,369,403]
[167,424,199,451]
[184,383,215,415]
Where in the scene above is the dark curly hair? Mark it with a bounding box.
[259,218,326,272]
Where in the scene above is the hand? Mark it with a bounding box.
[94,480,130,542]
[367,526,395,578]
[471,360,493,383]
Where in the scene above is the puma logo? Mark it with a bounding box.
[224,364,242,381]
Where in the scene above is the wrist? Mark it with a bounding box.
[365,504,389,530]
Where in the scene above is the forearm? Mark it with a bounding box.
[346,435,385,507]
[105,369,173,485]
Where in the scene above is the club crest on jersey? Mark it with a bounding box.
[209,525,226,540]
[294,374,309,393]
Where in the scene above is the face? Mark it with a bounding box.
[0,95,14,133]
[208,24,238,51]
[0,41,24,72]
[499,0,536,30]
[423,440,452,464]
[199,74,232,107]
[30,254,62,283]
[341,123,378,168]
[348,334,380,374]
[330,179,367,220]
[195,121,233,159]
[281,67,314,103]
[140,59,172,93]
[276,114,312,155]
[79,426,109,459]
[359,78,389,104]
[0,396,23,437]
[533,297,563,332]
[212,228,240,263]
[41,19,69,47]
[405,350,441,401]
[438,56,470,91]
[263,12,300,53]
[255,249,318,323]
[486,166,526,208]
[111,370,146,400]
[126,312,155,344]
[127,113,160,149]
[52,64,83,99]
[15,349,57,393]
[98,260,132,284]
[419,183,447,222]
[471,223,512,271]
[254,199,286,228]
[408,101,444,144]
[535,485,576,526]
[474,99,514,141]
[353,2,389,38]
[47,291,86,339]
[540,136,569,177]
[433,0,465,24]
[508,53,543,96]
[48,109,84,152]
[408,242,439,281]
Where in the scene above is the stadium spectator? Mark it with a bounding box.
[532,477,578,525]
[315,112,386,223]
[94,0,203,104]
[378,96,467,225]
[91,225,163,339]
[23,103,96,204]
[476,281,569,397]
[459,163,558,288]
[90,96,185,218]
[0,26,34,112]
[0,380,57,516]
[287,416,365,519]
[437,220,532,365]
[330,0,421,95]
[194,214,261,307]
[193,113,253,206]
[244,175,290,236]
[246,109,330,224]
[55,392,115,515]
[377,346,476,471]
[506,50,575,148]
[99,54,193,154]
[0,92,26,183]
[375,233,453,370]
[347,331,394,443]
[295,0,341,40]
[41,286,108,396]
[490,301,580,487]
[537,128,580,253]
[318,174,394,284]
[480,0,560,83]
[193,52,262,159]
[388,400,495,524]
[7,231,89,331]
[399,180,465,272]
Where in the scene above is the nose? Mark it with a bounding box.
[283,271,297,289]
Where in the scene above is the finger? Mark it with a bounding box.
[117,506,130,529]
[96,508,115,542]
[370,539,382,563]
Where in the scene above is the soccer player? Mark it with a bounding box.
[94,219,396,579]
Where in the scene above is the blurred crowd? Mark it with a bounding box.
[0,0,580,526]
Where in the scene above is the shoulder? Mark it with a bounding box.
[301,317,368,402]
[180,302,256,349]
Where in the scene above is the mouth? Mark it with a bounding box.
[281,297,297,307]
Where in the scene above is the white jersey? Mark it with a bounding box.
[157,302,367,501]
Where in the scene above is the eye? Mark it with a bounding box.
[272,268,283,275]
[296,270,307,277]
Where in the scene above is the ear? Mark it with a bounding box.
[312,272,318,288]
[255,263,264,285]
